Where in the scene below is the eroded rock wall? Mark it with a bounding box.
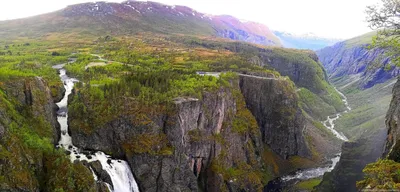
[69,75,311,191]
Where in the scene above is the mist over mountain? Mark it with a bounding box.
[274,31,342,50]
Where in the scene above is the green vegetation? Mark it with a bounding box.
[298,88,337,120]
[123,133,174,156]
[366,0,400,66]
[0,42,68,83]
[43,151,97,192]
[357,159,400,190]
[210,150,267,191]
[344,31,377,48]
[295,179,321,191]
[172,36,346,113]
[0,18,344,191]
[0,78,96,191]
[68,69,232,133]
[231,82,259,135]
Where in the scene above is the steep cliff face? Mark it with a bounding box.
[316,129,387,192]
[2,77,60,142]
[0,77,56,191]
[68,74,312,191]
[239,75,310,159]
[0,77,97,191]
[317,33,396,89]
[384,79,400,160]
[240,47,346,113]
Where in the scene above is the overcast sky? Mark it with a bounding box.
[0,0,381,39]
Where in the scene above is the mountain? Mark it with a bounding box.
[273,31,341,50]
[317,31,397,89]
[0,1,282,47]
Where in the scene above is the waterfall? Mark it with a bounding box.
[54,65,140,192]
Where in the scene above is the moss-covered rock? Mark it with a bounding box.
[0,77,97,192]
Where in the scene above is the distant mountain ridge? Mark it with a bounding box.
[0,1,282,46]
[274,31,341,50]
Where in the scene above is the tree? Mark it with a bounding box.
[366,0,400,64]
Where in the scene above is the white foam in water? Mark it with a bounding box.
[322,88,350,142]
[95,152,139,192]
[322,114,349,142]
[281,87,351,182]
[282,154,341,181]
[54,65,140,192]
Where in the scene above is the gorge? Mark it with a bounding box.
[265,87,350,191]
[0,0,399,192]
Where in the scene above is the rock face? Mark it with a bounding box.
[69,76,311,191]
[317,41,396,89]
[0,77,57,192]
[232,46,345,113]
[259,50,327,94]
[232,47,328,95]
[384,79,400,160]
[0,77,98,191]
[3,77,60,143]
[239,75,310,159]
[316,128,387,192]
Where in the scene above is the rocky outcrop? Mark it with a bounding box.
[69,75,312,191]
[89,161,113,188]
[384,79,400,160]
[316,128,387,192]
[2,77,60,143]
[239,75,310,159]
[250,49,328,95]
[317,41,396,89]
[0,77,98,191]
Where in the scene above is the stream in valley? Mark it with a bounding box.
[53,63,140,192]
[265,88,351,191]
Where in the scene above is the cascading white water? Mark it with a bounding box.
[322,114,348,142]
[335,87,351,111]
[282,88,351,181]
[281,154,341,181]
[53,64,140,192]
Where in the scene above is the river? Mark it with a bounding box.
[53,63,140,192]
[265,88,351,191]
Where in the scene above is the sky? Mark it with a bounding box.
[0,0,381,39]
